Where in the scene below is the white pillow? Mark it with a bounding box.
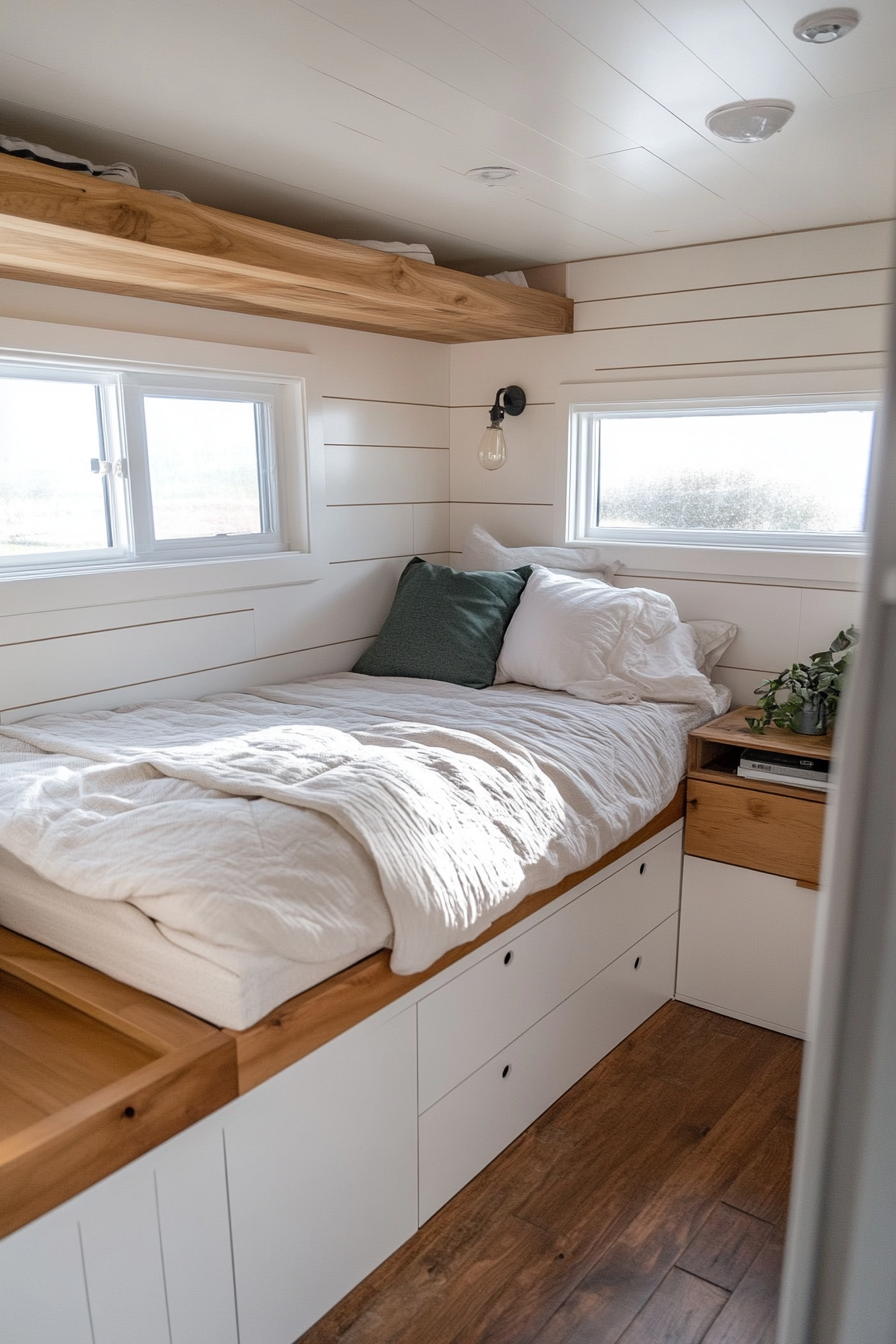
[686,619,738,677]
[460,525,619,585]
[496,566,728,710]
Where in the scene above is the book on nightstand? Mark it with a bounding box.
[737,748,830,792]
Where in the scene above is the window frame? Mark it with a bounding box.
[0,318,326,613]
[120,372,287,562]
[558,373,884,584]
[569,395,877,555]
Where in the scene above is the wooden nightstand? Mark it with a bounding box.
[676,707,833,1038]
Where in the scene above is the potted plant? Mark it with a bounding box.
[745,626,859,736]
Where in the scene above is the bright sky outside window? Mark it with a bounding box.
[0,361,291,575]
[571,405,875,551]
[0,377,110,556]
[143,397,265,540]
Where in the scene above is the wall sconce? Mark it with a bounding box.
[478,385,526,471]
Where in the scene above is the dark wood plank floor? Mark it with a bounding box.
[298,1002,802,1344]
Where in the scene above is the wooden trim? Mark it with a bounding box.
[688,706,833,761]
[0,157,572,343]
[0,1031,237,1239]
[686,761,830,805]
[225,785,686,1092]
[0,926,215,1053]
[685,779,824,885]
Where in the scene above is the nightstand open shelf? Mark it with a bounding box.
[687,709,832,805]
[676,706,835,1038]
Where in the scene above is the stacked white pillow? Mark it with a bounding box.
[460,524,620,585]
[496,566,732,711]
[458,529,736,710]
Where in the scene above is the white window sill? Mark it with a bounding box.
[580,538,864,588]
[0,550,326,618]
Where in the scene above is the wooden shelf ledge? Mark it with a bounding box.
[0,156,573,342]
[0,928,237,1239]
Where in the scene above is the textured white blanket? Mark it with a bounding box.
[0,676,723,974]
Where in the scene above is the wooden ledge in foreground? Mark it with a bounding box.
[0,156,573,343]
[0,929,238,1239]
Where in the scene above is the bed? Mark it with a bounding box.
[0,672,722,1030]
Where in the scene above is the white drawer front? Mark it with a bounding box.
[417,831,681,1112]
[419,912,677,1222]
[677,855,818,1037]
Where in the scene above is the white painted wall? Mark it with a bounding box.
[1,219,891,717]
[449,220,894,704]
[0,280,449,720]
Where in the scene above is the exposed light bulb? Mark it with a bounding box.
[478,423,507,471]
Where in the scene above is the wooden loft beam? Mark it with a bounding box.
[0,156,573,342]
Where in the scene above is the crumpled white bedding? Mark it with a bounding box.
[0,675,726,975]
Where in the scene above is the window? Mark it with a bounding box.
[1,362,294,573]
[569,401,876,552]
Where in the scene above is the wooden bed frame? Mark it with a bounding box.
[0,784,683,1237]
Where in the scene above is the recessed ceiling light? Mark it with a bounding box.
[465,166,518,184]
[793,8,859,42]
[705,100,795,143]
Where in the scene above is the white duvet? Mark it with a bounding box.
[0,675,726,975]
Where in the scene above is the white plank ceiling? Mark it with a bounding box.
[0,0,894,271]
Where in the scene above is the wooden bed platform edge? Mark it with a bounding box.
[225,782,687,1090]
[0,783,683,1234]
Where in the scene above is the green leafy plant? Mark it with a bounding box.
[745,626,859,735]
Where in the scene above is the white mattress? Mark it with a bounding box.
[0,676,725,1029]
[0,847,382,1030]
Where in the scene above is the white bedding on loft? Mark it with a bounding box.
[0,674,726,979]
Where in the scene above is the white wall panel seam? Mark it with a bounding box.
[0,609,253,650]
[77,1223,97,1344]
[321,448,448,454]
[571,267,892,304]
[321,397,450,408]
[577,303,889,335]
[0,639,375,714]
[590,352,887,373]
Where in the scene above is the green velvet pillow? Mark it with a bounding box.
[353,557,531,688]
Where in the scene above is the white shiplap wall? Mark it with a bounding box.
[2,219,890,720]
[449,220,893,704]
[0,280,449,721]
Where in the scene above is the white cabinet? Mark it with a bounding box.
[676,855,819,1037]
[154,1120,239,1344]
[0,1112,238,1344]
[419,913,678,1221]
[76,1160,171,1344]
[0,1205,94,1344]
[223,1005,418,1344]
[1,827,683,1344]
[418,832,682,1112]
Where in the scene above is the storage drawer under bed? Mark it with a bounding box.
[418,912,678,1222]
[417,830,682,1113]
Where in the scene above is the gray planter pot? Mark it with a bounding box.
[794,698,828,735]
